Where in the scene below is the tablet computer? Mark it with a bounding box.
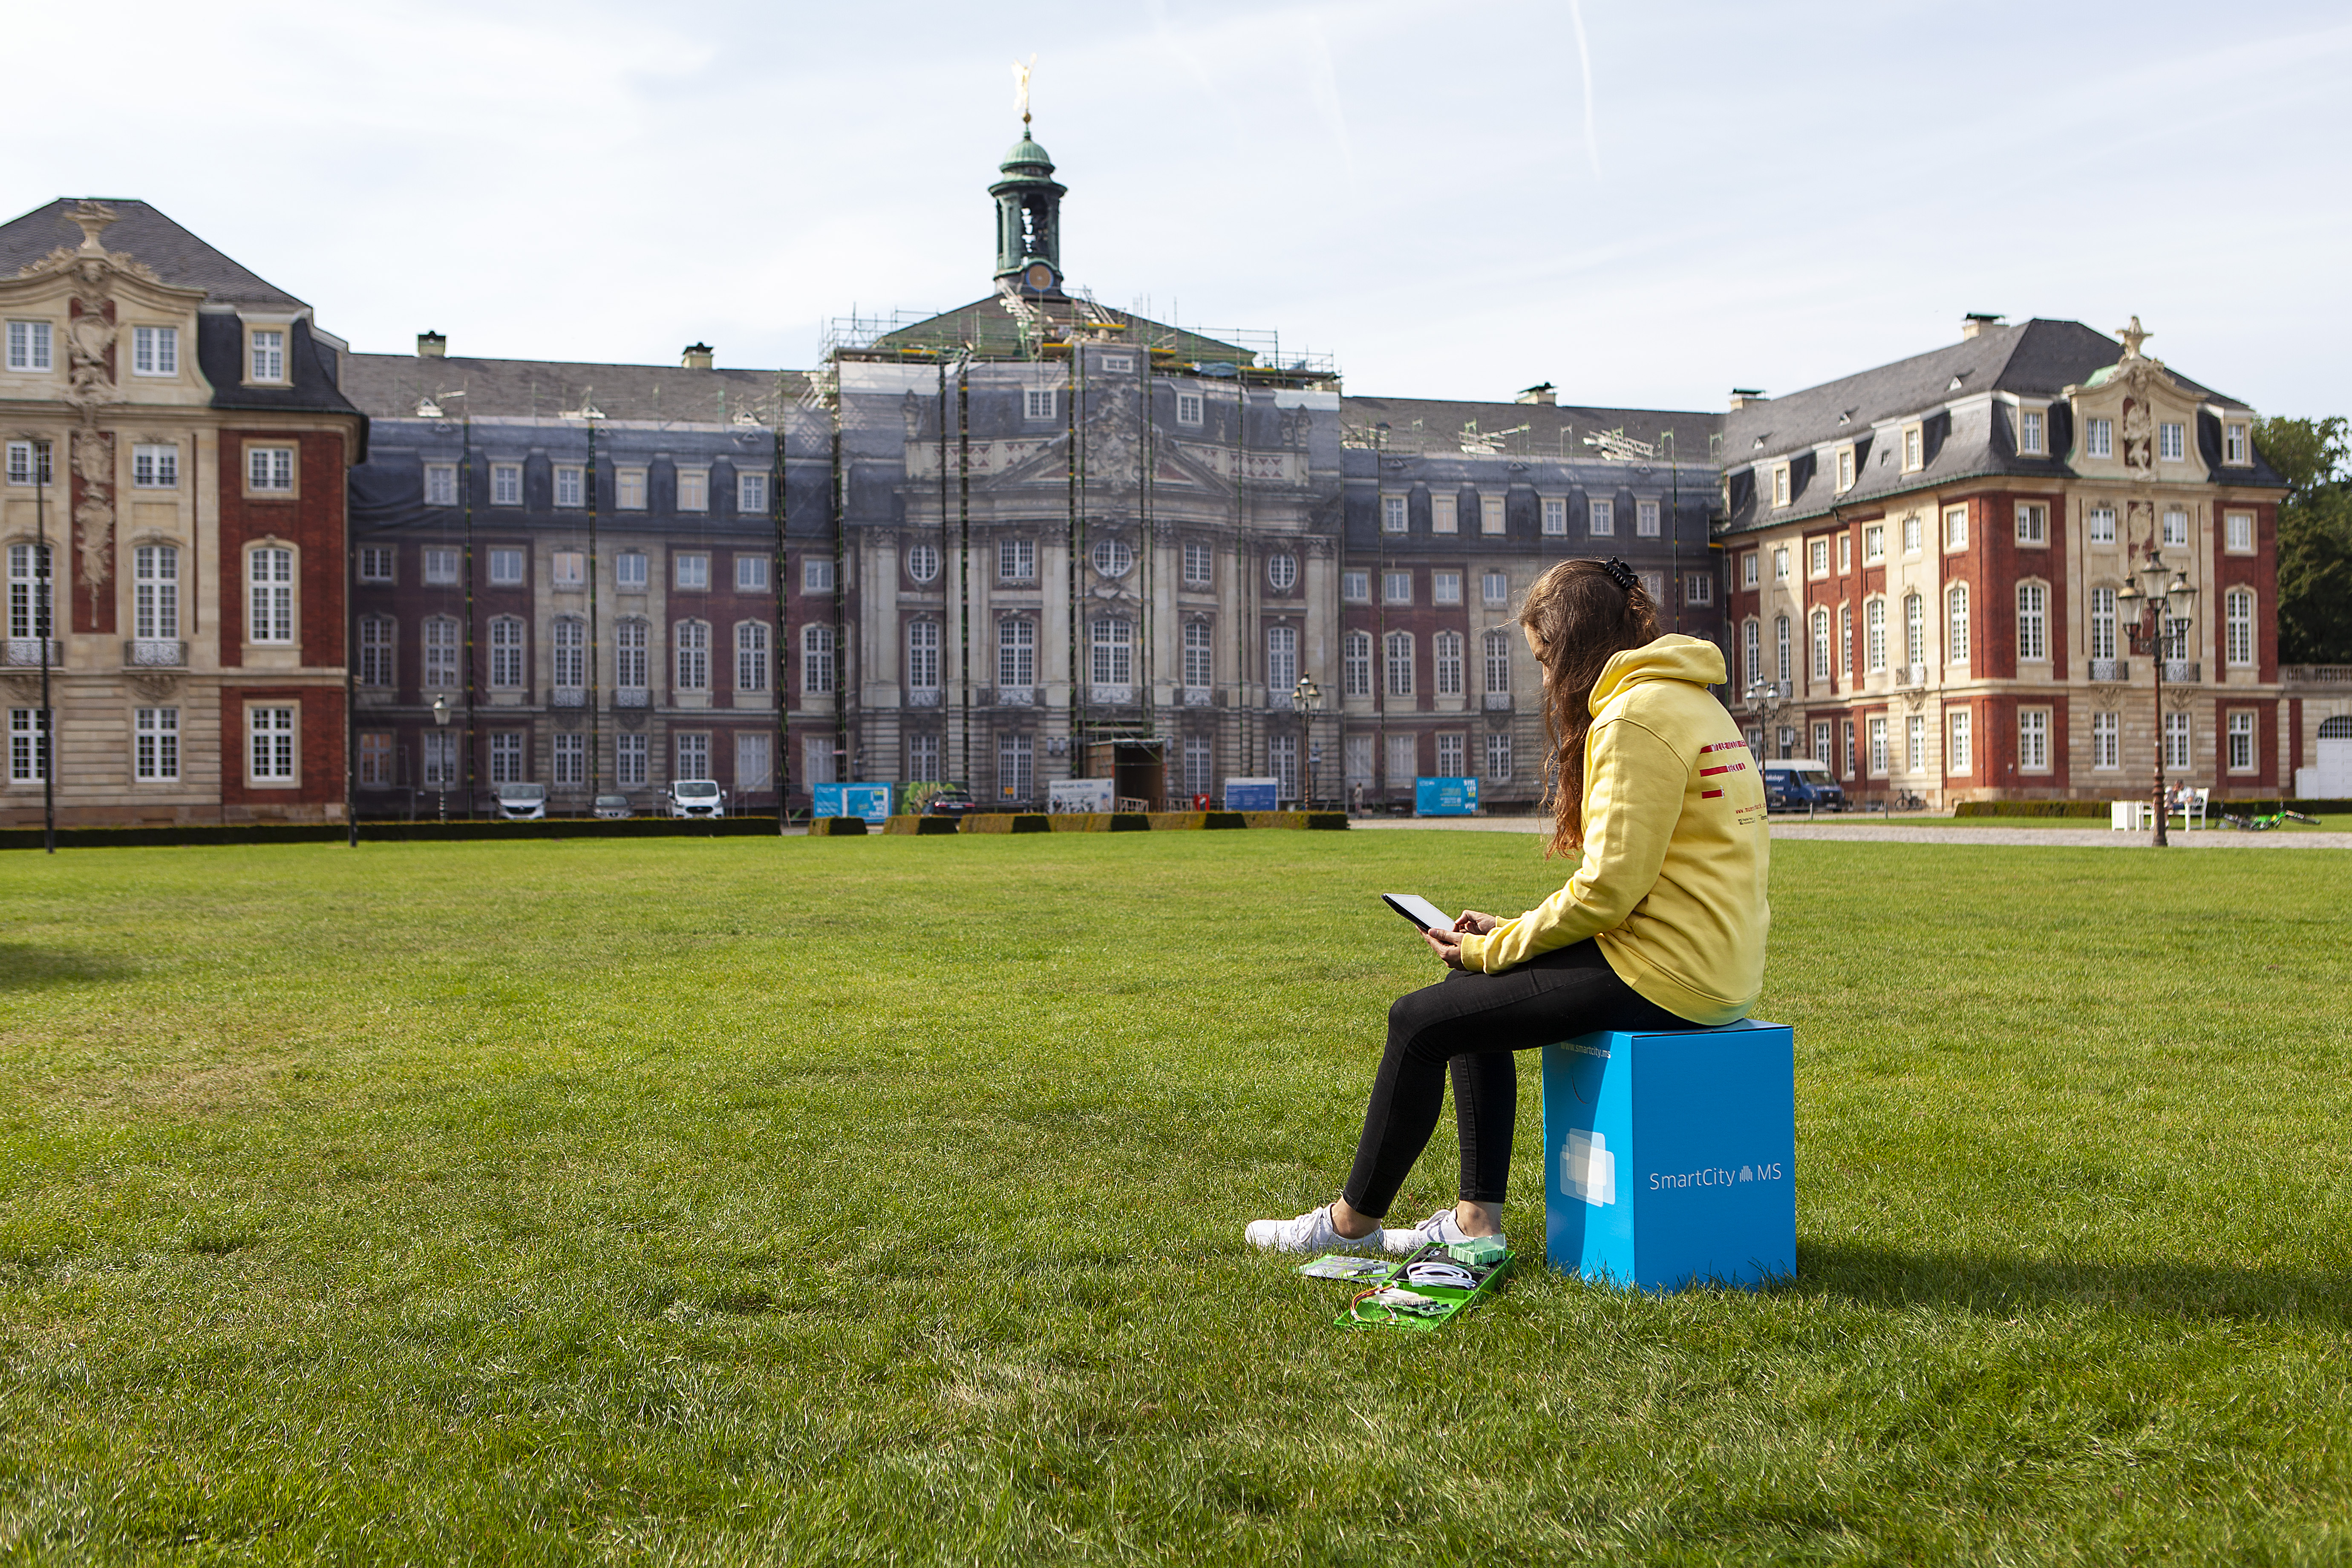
[1382,893,1453,932]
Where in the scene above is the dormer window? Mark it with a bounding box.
[2159,422,2185,462]
[1023,388,1057,421]
[1835,447,1855,493]
[1902,425,1923,472]
[2224,422,2248,464]
[1771,463,1790,507]
[249,328,286,383]
[2018,408,2044,455]
[2086,417,2113,459]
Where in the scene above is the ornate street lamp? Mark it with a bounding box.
[431,695,452,824]
[1290,674,1323,808]
[1741,679,1788,758]
[2115,546,2197,847]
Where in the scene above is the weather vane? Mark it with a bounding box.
[1012,54,1035,128]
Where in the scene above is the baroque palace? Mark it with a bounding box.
[2,127,2337,825]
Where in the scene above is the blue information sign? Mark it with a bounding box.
[813,783,894,826]
[1222,777,1280,811]
[1414,776,1479,816]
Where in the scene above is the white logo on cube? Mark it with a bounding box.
[1563,1130,1615,1208]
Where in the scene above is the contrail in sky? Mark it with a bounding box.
[1569,0,1600,178]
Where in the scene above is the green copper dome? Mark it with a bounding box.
[1001,135,1055,173]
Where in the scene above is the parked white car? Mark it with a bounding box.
[666,779,726,819]
[495,782,548,821]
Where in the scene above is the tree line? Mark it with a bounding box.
[2256,416,2351,664]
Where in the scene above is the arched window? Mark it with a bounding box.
[997,617,1034,688]
[248,544,294,645]
[357,614,395,687]
[1266,624,1297,695]
[423,615,461,691]
[613,618,647,691]
[552,616,585,690]
[1905,593,1925,669]
[1090,617,1133,685]
[1483,630,1513,696]
[1267,552,1298,591]
[1810,608,1830,681]
[1946,582,1969,664]
[1433,630,1464,697]
[1865,598,1886,672]
[907,542,940,584]
[1742,618,1761,690]
[1384,630,1415,698]
[1343,630,1371,698]
[906,620,939,691]
[736,620,770,692]
[1184,620,1215,689]
[133,544,179,642]
[674,619,709,691]
[802,623,836,695]
[488,615,525,689]
[2225,588,2255,667]
[1090,538,1132,578]
[1774,614,1791,685]
[2319,715,2352,739]
[2016,582,2047,662]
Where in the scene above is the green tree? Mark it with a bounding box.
[2254,415,2352,664]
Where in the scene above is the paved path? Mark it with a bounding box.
[1348,816,2352,849]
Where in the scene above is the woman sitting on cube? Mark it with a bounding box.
[1248,557,1770,1254]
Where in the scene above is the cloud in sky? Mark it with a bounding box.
[6,0,2348,414]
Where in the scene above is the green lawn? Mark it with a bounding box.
[3,833,2349,1565]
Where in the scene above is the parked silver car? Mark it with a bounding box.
[495,782,548,821]
[591,793,634,820]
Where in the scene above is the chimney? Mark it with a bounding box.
[1961,313,2005,340]
[682,342,714,371]
[1515,382,1556,406]
[1729,388,1767,412]
[416,331,446,358]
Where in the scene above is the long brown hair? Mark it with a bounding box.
[1519,559,1661,858]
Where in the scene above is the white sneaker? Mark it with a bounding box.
[1244,1205,1378,1254]
[1381,1208,1479,1254]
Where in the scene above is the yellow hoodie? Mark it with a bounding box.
[1453,635,1769,1025]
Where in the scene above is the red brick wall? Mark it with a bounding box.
[216,428,349,669]
[217,684,346,810]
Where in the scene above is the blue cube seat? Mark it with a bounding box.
[1536,1018,1795,1291]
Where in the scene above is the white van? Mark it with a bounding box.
[666,779,726,819]
[495,782,548,821]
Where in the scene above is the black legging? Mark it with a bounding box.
[1341,939,1687,1216]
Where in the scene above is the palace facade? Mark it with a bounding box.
[1719,316,2295,804]
[5,128,2331,825]
[0,200,364,826]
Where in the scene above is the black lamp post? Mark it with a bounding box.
[431,694,452,824]
[1290,674,1323,808]
[2115,545,2197,848]
[1741,679,1789,759]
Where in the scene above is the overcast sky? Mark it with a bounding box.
[9,0,2349,418]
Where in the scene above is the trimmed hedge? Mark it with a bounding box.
[0,816,792,852]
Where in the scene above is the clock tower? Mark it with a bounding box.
[990,124,1066,296]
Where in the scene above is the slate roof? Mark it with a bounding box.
[341,353,813,426]
[1340,393,1721,465]
[1720,319,2277,534]
[863,296,1257,368]
[0,198,309,311]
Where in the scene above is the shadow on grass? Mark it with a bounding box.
[0,943,138,992]
[1794,1240,2352,1326]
